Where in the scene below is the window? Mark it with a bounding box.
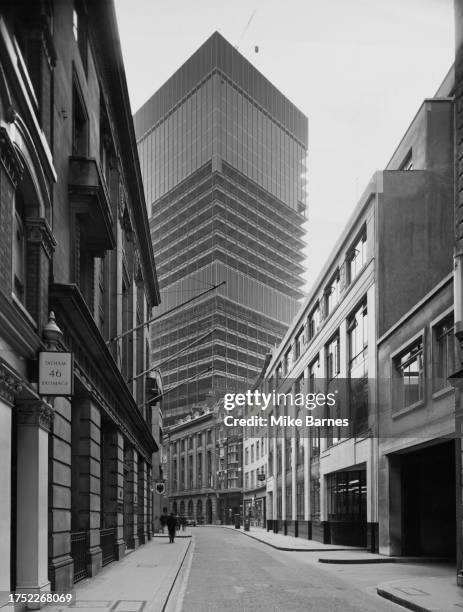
[180,457,185,490]
[400,149,413,171]
[326,334,340,381]
[256,441,259,460]
[324,270,340,316]
[296,481,304,520]
[327,470,366,522]
[285,480,292,518]
[96,258,106,335]
[348,302,368,377]
[307,303,320,342]
[285,438,292,472]
[394,339,424,409]
[310,477,320,521]
[283,348,292,376]
[188,436,193,450]
[250,444,254,463]
[197,453,202,487]
[268,447,273,476]
[294,328,304,361]
[348,301,368,433]
[347,229,367,283]
[308,356,319,393]
[295,423,304,466]
[207,451,212,487]
[294,373,303,396]
[245,448,249,465]
[12,192,26,305]
[434,316,455,391]
[73,1,88,72]
[326,333,341,446]
[100,106,112,188]
[72,83,88,156]
[310,428,320,459]
[275,363,282,385]
[188,457,193,489]
[172,460,177,491]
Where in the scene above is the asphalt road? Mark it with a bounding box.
[176,527,400,612]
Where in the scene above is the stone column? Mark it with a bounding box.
[16,399,53,604]
[124,445,138,549]
[0,375,15,597]
[48,397,73,592]
[101,428,125,560]
[137,458,147,544]
[147,465,153,540]
[193,436,197,488]
[71,394,102,577]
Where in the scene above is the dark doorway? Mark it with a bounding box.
[206,498,212,524]
[401,440,455,558]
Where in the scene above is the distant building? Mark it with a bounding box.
[134,31,308,425]
[216,399,243,524]
[165,407,218,523]
[243,355,271,527]
[0,0,160,597]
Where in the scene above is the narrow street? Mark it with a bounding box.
[175,528,399,612]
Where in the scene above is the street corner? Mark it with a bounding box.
[377,577,463,612]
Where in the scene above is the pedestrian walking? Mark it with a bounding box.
[166,512,177,543]
[160,507,168,534]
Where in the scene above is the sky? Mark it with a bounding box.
[114,0,454,291]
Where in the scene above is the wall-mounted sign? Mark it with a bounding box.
[39,352,73,396]
[155,482,165,495]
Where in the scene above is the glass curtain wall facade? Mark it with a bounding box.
[135,32,308,423]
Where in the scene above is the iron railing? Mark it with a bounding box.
[71,531,88,582]
[100,528,116,567]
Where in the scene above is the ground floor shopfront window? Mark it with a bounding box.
[326,469,367,546]
[327,469,366,521]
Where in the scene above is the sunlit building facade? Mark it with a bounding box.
[135,32,308,424]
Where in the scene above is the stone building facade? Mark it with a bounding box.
[264,70,455,553]
[0,0,160,598]
[165,408,219,524]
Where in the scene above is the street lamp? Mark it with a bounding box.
[43,311,63,350]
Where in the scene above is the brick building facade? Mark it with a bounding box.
[0,0,160,598]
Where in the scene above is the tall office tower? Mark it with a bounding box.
[135,32,307,424]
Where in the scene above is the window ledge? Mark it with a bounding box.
[391,399,425,419]
[431,386,455,401]
[11,293,38,330]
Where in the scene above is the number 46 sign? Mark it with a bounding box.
[39,352,74,396]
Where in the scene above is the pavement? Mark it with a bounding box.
[217,524,365,552]
[41,535,191,612]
